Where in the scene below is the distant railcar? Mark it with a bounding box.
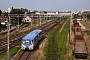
[74,42,87,58]
[21,29,42,50]
[74,31,84,42]
[74,26,81,32]
[73,20,77,23]
[74,22,79,27]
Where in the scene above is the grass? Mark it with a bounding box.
[12,31,19,36]
[44,20,64,60]
[44,20,69,60]
[0,42,20,60]
[10,45,20,57]
[84,30,90,35]
[57,20,69,60]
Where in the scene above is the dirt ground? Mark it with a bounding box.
[65,32,74,60]
[28,38,48,60]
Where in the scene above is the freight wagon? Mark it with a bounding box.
[74,42,87,58]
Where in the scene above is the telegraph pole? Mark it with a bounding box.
[7,16,10,57]
[31,15,33,26]
[18,15,19,30]
[69,13,72,42]
[39,14,41,26]
[44,14,45,22]
[37,15,38,24]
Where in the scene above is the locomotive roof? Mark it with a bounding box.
[22,29,42,41]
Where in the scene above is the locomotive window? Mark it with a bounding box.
[26,40,29,44]
[22,41,25,44]
[32,40,33,42]
[31,40,33,44]
[30,41,33,44]
[29,41,31,44]
[40,32,42,37]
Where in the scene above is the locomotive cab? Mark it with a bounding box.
[21,40,34,50]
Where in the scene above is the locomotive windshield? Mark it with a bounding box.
[22,40,33,44]
[22,41,25,44]
[26,40,29,44]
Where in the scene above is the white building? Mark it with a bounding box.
[60,12,71,16]
[36,12,40,14]
[22,16,31,22]
[8,8,11,13]
[56,12,59,14]
[47,11,55,15]
[81,9,90,13]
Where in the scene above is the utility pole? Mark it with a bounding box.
[39,14,41,26]
[31,15,33,26]
[44,14,45,22]
[7,16,10,58]
[37,15,38,24]
[18,15,19,30]
[69,13,72,42]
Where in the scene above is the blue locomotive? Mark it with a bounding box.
[21,29,42,50]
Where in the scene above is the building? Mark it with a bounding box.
[60,11,71,16]
[81,9,90,13]
[8,8,11,13]
[0,16,8,25]
[22,16,31,22]
[46,11,56,15]
[56,11,60,14]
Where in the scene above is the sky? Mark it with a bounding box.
[0,0,90,11]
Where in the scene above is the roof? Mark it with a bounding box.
[22,29,42,41]
[75,32,82,35]
[74,42,87,53]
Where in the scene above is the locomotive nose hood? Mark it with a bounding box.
[23,44,31,48]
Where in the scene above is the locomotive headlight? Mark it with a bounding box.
[29,44,33,50]
[22,45,26,49]
[32,44,33,46]
[23,45,26,48]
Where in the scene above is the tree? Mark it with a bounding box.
[1,12,8,16]
[0,10,2,16]
[10,9,24,14]
[10,9,24,25]
[87,14,90,19]
[82,12,90,19]
[21,8,28,12]
[11,7,13,10]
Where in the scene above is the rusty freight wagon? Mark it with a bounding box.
[74,42,88,59]
[74,31,84,42]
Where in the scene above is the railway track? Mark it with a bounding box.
[0,24,29,35]
[12,20,62,60]
[18,51,31,60]
[0,20,62,55]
